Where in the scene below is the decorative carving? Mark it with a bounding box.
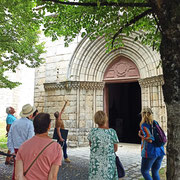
[104,57,140,81]
[139,75,164,88]
[115,62,129,76]
[44,81,104,90]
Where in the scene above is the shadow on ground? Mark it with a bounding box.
[0,156,89,180]
[58,156,89,180]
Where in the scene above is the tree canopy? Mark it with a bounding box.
[0,0,169,88]
[0,0,45,88]
[37,0,161,51]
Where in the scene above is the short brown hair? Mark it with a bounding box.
[94,111,107,126]
[54,111,59,119]
[33,113,51,134]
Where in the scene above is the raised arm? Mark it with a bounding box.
[60,100,68,114]
[57,101,68,122]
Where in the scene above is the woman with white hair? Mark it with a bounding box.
[139,107,165,180]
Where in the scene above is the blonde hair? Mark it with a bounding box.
[94,111,107,126]
[140,107,153,127]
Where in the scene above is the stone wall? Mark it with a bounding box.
[44,81,104,147]
[34,63,46,113]
[34,34,81,112]
[34,34,167,147]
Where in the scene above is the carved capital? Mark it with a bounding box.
[139,75,164,88]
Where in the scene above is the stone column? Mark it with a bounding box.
[139,75,167,131]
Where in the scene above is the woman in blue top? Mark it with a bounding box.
[138,107,165,180]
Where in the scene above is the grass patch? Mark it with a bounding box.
[0,143,7,150]
[139,167,166,180]
[0,121,8,151]
[0,136,7,143]
[159,167,166,180]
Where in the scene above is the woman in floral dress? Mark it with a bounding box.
[87,111,119,180]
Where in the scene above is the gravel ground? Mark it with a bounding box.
[0,144,166,180]
[0,155,88,180]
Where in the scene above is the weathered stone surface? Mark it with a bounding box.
[33,35,167,147]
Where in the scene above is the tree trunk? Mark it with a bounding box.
[154,0,180,179]
[161,34,180,180]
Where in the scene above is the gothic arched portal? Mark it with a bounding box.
[39,33,167,147]
[104,56,141,144]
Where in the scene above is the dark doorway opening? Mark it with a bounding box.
[107,82,141,144]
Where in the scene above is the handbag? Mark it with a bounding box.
[24,141,55,176]
[116,154,125,178]
[53,128,68,141]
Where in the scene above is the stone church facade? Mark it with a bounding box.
[34,33,167,147]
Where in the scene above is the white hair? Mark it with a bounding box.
[6,107,11,114]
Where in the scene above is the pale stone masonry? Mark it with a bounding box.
[35,32,167,147]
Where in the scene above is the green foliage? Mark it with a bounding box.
[36,0,161,51]
[0,143,7,150]
[0,69,21,89]
[0,0,45,88]
[0,0,162,88]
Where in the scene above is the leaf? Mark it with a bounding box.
[0,0,45,88]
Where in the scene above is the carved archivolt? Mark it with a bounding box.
[139,75,164,87]
[44,81,104,90]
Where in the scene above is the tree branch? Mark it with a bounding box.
[41,0,151,8]
[152,13,162,32]
[112,8,153,48]
[152,13,161,51]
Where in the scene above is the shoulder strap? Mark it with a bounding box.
[24,141,55,176]
[151,120,154,135]
[151,120,157,136]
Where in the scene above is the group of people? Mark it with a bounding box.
[5,103,165,180]
[87,108,165,180]
[5,101,70,180]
